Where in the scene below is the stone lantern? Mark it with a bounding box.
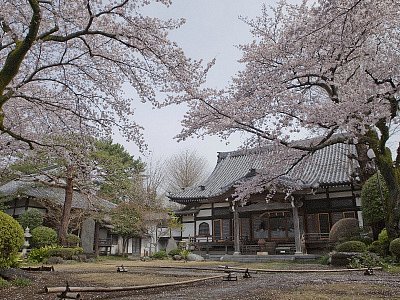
[21,227,32,258]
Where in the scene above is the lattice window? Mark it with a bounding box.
[198,222,210,236]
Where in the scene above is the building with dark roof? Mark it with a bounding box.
[168,142,362,255]
[0,177,171,257]
[0,176,117,254]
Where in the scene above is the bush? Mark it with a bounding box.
[348,252,383,269]
[335,241,367,253]
[27,245,55,263]
[167,248,182,257]
[65,234,80,247]
[0,211,24,269]
[17,208,43,231]
[31,226,58,248]
[28,246,83,262]
[368,240,386,257]
[180,249,190,261]
[389,238,400,261]
[47,247,84,260]
[329,218,360,244]
[378,228,390,256]
[151,250,168,260]
[361,173,387,226]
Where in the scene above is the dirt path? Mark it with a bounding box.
[2,261,400,299]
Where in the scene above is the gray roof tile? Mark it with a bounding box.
[0,178,116,210]
[169,142,358,201]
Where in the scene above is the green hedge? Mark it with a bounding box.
[17,208,43,231]
[329,218,360,243]
[0,211,24,268]
[389,238,400,261]
[31,226,58,248]
[65,233,80,247]
[28,246,84,262]
[47,247,84,260]
[335,241,367,253]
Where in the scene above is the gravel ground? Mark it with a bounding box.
[2,262,400,300]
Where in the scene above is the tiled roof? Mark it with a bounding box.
[169,142,358,202]
[0,178,116,210]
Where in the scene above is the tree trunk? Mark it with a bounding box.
[355,143,375,183]
[377,157,400,240]
[122,238,128,257]
[59,165,74,246]
[370,220,386,240]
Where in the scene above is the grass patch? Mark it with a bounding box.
[12,278,31,287]
[386,264,400,273]
[0,277,31,289]
[0,278,11,289]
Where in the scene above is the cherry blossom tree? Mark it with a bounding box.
[178,0,400,238]
[0,0,210,244]
[0,0,208,151]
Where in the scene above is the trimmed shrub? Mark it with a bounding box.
[17,208,43,231]
[389,238,400,261]
[28,246,83,262]
[31,226,58,248]
[65,234,80,247]
[378,228,390,254]
[47,247,84,260]
[151,250,168,260]
[335,240,367,253]
[361,173,387,225]
[329,218,360,243]
[0,211,24,269]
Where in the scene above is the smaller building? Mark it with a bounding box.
[0,176,115,254]
[0,175,173,257]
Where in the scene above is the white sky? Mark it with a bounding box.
[114,0,281,172]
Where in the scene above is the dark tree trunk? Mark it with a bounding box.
[355,143,375,183]
[370,220,386,240]
[377,156,400,240]
[59,165,74,246]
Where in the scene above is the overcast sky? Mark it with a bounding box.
[113,1,306,173]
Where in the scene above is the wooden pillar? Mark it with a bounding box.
[233,202,241,255]
[291,198,303,255]
[94,221,100,257]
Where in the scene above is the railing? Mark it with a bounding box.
[98,238,112,255]
[189,235,233,243]
[304,233,330,241]
[188,236,234,254]
[98,238,112,246]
